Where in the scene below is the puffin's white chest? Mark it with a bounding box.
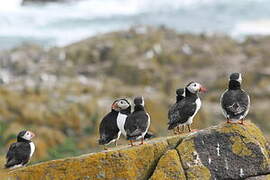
[117,113,127,136]
[195,98,202,114]
[29,142,35,158]
[186,98,201,125]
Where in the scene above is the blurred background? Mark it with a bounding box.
[0,0,270,166]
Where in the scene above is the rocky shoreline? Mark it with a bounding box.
[0,26,270,163]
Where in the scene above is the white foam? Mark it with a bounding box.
[232,19,270,36]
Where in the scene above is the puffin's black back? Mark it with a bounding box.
[221,89,249,120]
[221,73,250,120]
[99,110,120,145]
[5,142,31,168]
[124,97,149,140]
[168,94,197,130]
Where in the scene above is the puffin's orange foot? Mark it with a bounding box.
[227,119,232,124]
[238,120,245,125]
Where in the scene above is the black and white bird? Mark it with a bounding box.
[168,88,185,134]
[5,130,35,169]
[220,73,250,124]
[117,98,154,141]
[168,82,207,132]
[124,96,150,146]
[116,99,132,137]
[99,98,131,149]
[98,99,122,149]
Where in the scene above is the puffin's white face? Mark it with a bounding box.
[236,74,242,83]
[187,82,207,94]
[22,131,35,141]
[187,82,201,93]
[116,99,130,110]
[229,72,242,84]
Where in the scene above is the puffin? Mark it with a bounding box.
[98,99,122,149]
[124,96,150,146]
[220,73,250,124]
[168,88,185,134]
[116,98,132,137]
[117,98,154,141]
[5,130,35,169]
[168,82,207,132]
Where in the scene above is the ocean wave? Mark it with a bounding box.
[0,0,270,49]
[232,20,270,36]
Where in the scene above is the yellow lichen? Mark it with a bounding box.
[150,149,186,180]
[230,136,253,157]
[176,138,211,180]
[8,140,168,180]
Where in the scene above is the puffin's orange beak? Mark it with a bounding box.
[112,103,119,110]
[30,131,35,138]
[199,86,207,93]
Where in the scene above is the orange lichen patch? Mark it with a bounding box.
[149,149,186,180]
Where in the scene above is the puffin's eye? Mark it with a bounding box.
[194,84,197,87]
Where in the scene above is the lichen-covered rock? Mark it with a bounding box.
[6,121,270,180]
[177,121,270,180]
[8,139,168,180]
[149,150,185,180]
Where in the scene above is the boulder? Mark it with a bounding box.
[6,121,270,180]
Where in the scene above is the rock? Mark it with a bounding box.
[177,121,270,179]
[6,121,270,179]
[149,150,186,180]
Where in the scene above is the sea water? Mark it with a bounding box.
[0,0,270,49]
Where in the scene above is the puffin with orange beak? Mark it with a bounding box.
[98,99,122,149]
[5,130,35,169]
[168,82,207,132]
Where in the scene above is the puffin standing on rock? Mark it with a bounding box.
[168,82,207,132]
[124,96,150,146]
[220,73,250,124]
[5,130,35,169]
[168,88,185,134]
[98,99,126,149]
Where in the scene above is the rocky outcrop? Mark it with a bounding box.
[6,121,270,180]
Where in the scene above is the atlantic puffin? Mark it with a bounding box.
[124,96,150,146]
[220,73,250,124]
[98,99,122,149]
[168,82,207,132]
[5,130,35,169]
[168,88,185,134]
[116,99,132,137]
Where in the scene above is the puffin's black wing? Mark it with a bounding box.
[221,89,250,120]
[98,111,119,145]
[168,98,196,130]
[125,111,149,140]
[5,142,31,168]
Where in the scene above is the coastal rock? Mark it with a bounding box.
[7,121,270,180]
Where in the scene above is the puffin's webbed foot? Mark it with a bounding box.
[129,140,134,146]
[140,138,144,145]
[238,119,245,125]
[227,118,232,124]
